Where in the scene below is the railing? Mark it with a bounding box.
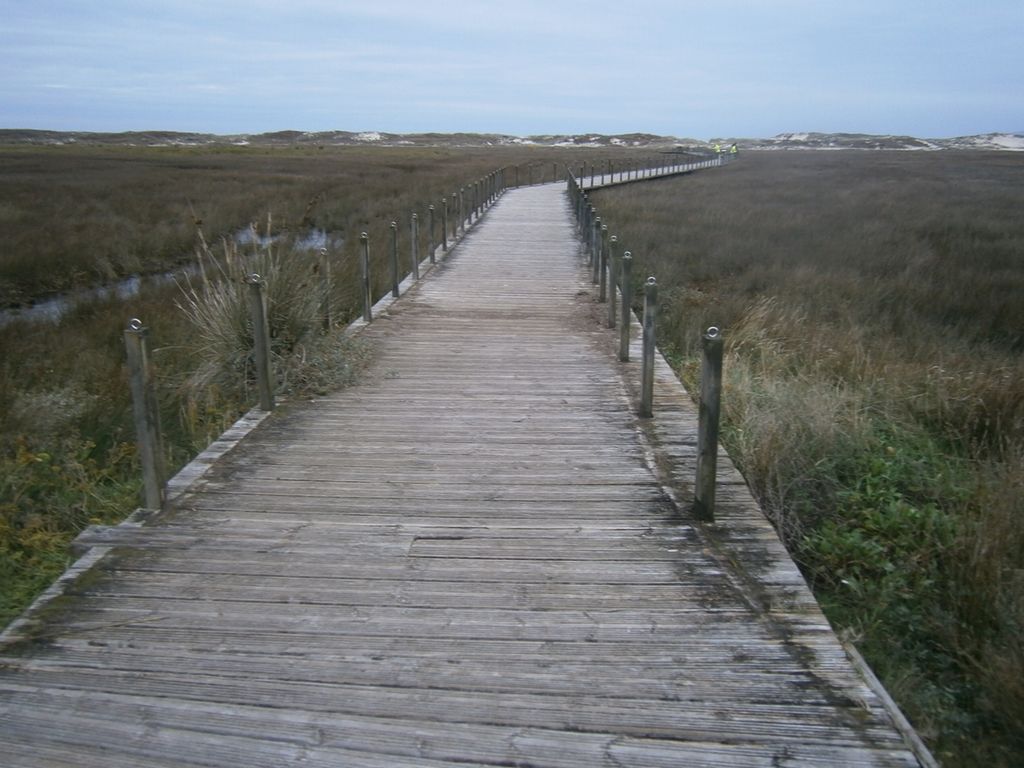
[123,166,510,513]
[126,153,735,517]
[566,160,727,521]
[500,151,736,190]
[575,151,733,190]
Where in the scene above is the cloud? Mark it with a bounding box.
[1,0,1021,136]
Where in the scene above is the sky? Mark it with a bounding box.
[1,0,1021,139]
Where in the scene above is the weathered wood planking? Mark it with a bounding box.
[0,184,921,766]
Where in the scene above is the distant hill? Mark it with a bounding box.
[0,129,699,149]
[0,129,1021,151]
[739,132,1024,151]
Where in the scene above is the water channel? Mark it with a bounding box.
[0,228,342,328]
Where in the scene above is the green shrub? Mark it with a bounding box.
[0,437,138,626]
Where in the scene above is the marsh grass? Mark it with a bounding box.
[0,143,626,307]
[176,218,348,398]
[594,150,1024,765]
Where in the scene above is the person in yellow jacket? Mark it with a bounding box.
[713,143,721,153]
[729,143,738,154]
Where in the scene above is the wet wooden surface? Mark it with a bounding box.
[0,184,919,766]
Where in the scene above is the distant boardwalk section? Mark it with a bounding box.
[0,183,920,766]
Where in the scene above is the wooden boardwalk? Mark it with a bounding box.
[0,184,921,766]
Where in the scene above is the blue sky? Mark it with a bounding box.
[1,0,1021,139]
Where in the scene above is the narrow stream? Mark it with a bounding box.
[0,228,342,328]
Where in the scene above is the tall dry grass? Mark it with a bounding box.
[176,218,355,399]
[0,143,653,308]
[593,150,1024,765]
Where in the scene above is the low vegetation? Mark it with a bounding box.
[0,143,618,307]
[593,150,1024,766]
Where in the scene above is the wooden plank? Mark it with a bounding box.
[0,184,922,767]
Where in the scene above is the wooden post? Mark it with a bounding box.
[246,274,275,412]
[619,252,633,362]
[592,217,602,284]
[428,204,436,263]
[607,236,617,329]
[694,326,724,521]
[453,190,460,236]
[319,247,331,331]
[454,189,460,239]
[124,318,165,510]
[441,198,449,252]
[359,232,372,322]
[411,213,420,280]
[389,221,400,298]
[639,277,657,418]
[598,225,608,301]
[587,212,597,269]
[552,162,557,183]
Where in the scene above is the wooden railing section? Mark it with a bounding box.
[566,159,728,519]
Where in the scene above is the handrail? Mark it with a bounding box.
[565,155,730,520]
